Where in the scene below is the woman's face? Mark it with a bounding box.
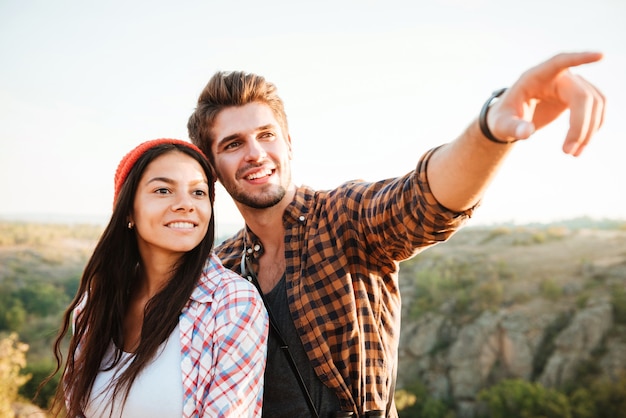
[131,151,211,263]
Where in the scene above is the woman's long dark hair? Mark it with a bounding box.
[46,143,216,417]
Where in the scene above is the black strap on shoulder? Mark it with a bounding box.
[244,257,320,418]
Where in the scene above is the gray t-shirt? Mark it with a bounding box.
[262,275,342,418]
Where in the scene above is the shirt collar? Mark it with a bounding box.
[189,253,227,303]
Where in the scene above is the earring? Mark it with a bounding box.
[128,222,133,229]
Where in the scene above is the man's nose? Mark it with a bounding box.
[245,139,268,161]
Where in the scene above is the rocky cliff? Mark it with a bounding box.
[396,225,626,417]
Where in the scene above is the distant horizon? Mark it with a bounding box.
[2,211,623,229]
[0,211,242,236]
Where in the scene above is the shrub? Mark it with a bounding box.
[0,333,31,417]
[396,381,454,418]
[478,379,573,418]
[474,280,503,312]
[568,388,595,418]
[589,374,626,418]
[19,359,59,409]
[540,279,562,301]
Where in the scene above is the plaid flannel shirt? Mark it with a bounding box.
[180,253,269,417]
[72,253,268,418]
[215,147,475,416]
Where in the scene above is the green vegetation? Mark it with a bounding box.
[613,286,626,325]
[540,278,563,301]
[2,219,625,416]
[0,221,101,412]
[479,225,568,246]
[405,254,515,321]
[476,376,626,418]
[478,379,572,418]
[395,381,454,418]
[20,359,61,411]
[396,375,626,418]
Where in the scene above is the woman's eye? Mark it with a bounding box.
[193,190,207,197]
[155,188,170,194]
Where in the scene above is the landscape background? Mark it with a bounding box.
[1,218,625,417]
[2,1,625,416]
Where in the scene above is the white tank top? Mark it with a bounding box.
[85,325,183,418]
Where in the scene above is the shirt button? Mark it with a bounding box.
[298,215,305,222]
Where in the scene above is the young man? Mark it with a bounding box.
[187,52,605,418]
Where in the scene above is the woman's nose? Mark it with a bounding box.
[172,193,194,212]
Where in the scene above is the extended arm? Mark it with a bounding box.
[427,51,605,212]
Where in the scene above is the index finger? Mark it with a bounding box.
[535,52,604,80]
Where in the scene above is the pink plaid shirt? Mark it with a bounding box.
[180,253,268,417]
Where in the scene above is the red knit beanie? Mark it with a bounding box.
[113,138,206,206]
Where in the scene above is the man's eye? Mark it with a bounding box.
[224,141,240,150]
[260,132,275,140]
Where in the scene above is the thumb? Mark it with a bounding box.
[513,119,535,139]
[494,116,535,141]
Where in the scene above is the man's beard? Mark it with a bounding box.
[230,185,286,209]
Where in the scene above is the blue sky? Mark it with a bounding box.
[1,0,624,230]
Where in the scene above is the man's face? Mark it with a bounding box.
[210,102,293,209]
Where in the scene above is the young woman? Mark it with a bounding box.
[48,138,268,417]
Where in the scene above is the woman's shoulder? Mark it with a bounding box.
[192,253,260,303]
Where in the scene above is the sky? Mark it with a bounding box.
[1,0,624,233]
